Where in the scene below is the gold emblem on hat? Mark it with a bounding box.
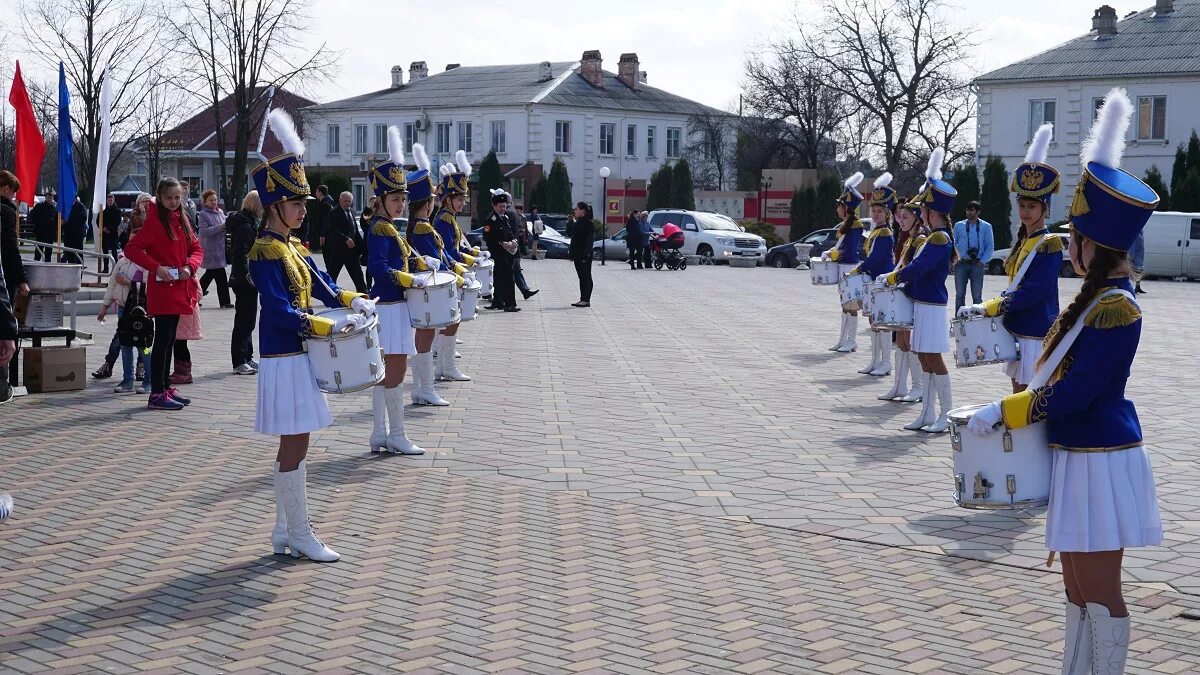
[1020,168,1045,191]
[290,161,308,188]
[389,167,405,184]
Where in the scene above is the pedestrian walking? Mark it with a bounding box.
[624,209,644,269]
[198,189,234,308]
[952,200,994,311]
[227,190,263,375]
[530,206,545,257]
[568,201,595,307]
[639,211,653,268]
[506,198,538,299]
[322,191,368,293]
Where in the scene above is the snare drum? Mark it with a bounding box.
[951,316,1020,368]
[809,259,840,285]
[838,272,870,310]
[472,258,495,296]
[870,284,914,329]
[459,279,483,322]
[949,404,1051,509]
[408,271,462,329]
[306,308,385,394]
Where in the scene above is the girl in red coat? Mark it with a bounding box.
[123,178,204,410]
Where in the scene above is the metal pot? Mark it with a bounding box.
[25,261,83,293]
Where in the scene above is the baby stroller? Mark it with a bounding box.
[650,223,687,270]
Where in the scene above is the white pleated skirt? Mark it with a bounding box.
[377,302,417,356]
[910,303,949,353]
[1046,446,1162,552]
[1004,337,1044,385]
[255,354,333,436]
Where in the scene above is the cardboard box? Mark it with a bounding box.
[23,346,87,393]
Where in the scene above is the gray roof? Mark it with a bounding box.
[306,61,725,116]
[975,1,1200,83]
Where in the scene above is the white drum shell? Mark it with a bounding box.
[460,281,482,322]
[408,271,462,329]
[952,316,1020,368]
[306,308,385,394]
[949,404,1052,509]
[838,272,870,310]
[472,259,495,296]
[809,259,840,285]
[870,284,914,329]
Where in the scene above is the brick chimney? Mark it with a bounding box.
[1155,0,1174,15]
[1092,5,1118,36]
[409,61,429,81]
[617,53,640,90]
[390,65,404,89]
[580,50,603,87]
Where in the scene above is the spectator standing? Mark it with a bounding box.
[360,196,376,288]
[100,194,122,272]
[197,189,233,308]
[227,190,263,374]
[0,171,29,395]
[30,190,57,261]
[639,211,653,268]
[530,206,545,257]
[0,243,17,518]
[170,278,203,385]
[61,196,87,264]
[482,191,520,312]
[179,180,198,226]
[951,200,994,310]
[96,216,151,394]
[505,198,538,299]
[624,210,644,269]
[322,191,368,292]
[314,184,335,252]
[93,193,153,380]
[568,201,595,307]
[1129,230,1146,294]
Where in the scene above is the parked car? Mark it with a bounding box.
[1141,211,1200,279]
[988,232,1074,278]
[536,213,570,236]
[467,220,571,259]
[646,209,768,264]
[765,228,839,268]
[592,225,664,260]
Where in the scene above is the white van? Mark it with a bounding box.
[1142,212,1200,279]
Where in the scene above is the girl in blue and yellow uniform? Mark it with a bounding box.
[849,173,896,376]
[365,126,431,455]
[958,123,1063,393]
[878,148,957,433]
[249,110,371,563]
[968,89,1161,675]
[878,200,927,403]
[824,172,866,352]
[432,150,487,382]
[404,144,466,406]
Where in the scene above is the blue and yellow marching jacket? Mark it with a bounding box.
[1000,279,1142,452]
[433,208,480,267]
[247,230,362,357]
[887,227,953,305]
[827,219,864,265]
[981,229,1063,339]
[851,224,894,278]
[366,216,430,303]
[407,217,468,282]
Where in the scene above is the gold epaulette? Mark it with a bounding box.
[290,237,311,257]
[1040,235,1065,254]
[850,219,865,229]
[1085,293,1141,329]
[869,227,893,240]
[927,231,951,246]
[436,211,456,227]
[412,220,437,235]
[372,219,401,238]
[248,236,290,261]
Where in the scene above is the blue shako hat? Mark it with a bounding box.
[1011,123,1060,207]
[869,172,896,211]
[406,143,436,203]
[837,172,864,210]
[910,147,956,215]
[1069,88,1160,252]
[439,150,471,197]
[252,109,313,207]
[369,126,408,199]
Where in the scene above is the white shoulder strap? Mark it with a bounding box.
[1003,235,1046,295]
[1027,288,1134,390]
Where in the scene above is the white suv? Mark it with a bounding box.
[647,210,767,264]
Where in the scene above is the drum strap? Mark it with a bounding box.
[1002,235,1046,295]
[1028,288,1133,390]
[294,243,341,307]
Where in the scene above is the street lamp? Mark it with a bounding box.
[599,166,611,265]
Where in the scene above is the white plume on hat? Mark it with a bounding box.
[926,147,945,181]
[873,172,893,190]
[844,171,864,191]
[440,163,454,177]
[1081,88,1133,169]
[455,149,472,175]
[412,143,431,172]
[1025,123,1054,164]
[386,125,405,166]
[267,108,305,157]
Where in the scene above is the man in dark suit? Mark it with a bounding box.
[504,196,538,300]
[30,191,57,261]
[100,194,122,272]
[322,191,367,293]
[482,192,520,312]
[61,196,87,264]
[313,184,334,252]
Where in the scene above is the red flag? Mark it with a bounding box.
[8,61,46,206]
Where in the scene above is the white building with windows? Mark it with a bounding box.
[974,0,1198,222]
[300,51,729,220]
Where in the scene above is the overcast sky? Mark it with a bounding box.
[2,0,1130,109]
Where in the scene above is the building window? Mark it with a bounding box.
[512,178,525,200]
[599,123,615,156]
[374,124,388,154]
[1092,98,1105,123]
[327,124,340,154]
[457,122,472,152]
[647,126,657,158]
[626,124,637,157]
[1138,96,1167,141]
[666,127,682,159]
[490,120,506,154]
[353,183,366,212]
[354,124,368,155]
[555,120,571,154]
[1028,100,1055,142]
[404,123,417,152]
[435,122,452,154]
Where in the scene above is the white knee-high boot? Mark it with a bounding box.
[898,352,924,402]
[871,333,893,376]
[1086,603,1129,675]
[1061,603,1091,675]
[837,314,858,353]
[271,462,289,555]
[278,461,339,562]
[858,331,879,374]
[369,386,388,454]
[878,347,907,400]
[384,385,424,454]
[410,351,449,406]
[903,372,935,430]
[437,333,470,381]
[829,314,848,351]
[921,373,953,433]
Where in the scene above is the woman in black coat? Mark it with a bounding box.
[567,201,595,307]
[226,191,264,374]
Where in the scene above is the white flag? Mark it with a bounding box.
[92,65,112,257]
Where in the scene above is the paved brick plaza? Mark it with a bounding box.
[2,259,1199,674]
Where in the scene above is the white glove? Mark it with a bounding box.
[477,251,490,261]
[331,313,368,333]
[351,296,376,316]
[874,274,891,286]
[410,273,428,288]
[968,401,1003,437]
[465,271,477,285]
[957,304,985,318]
[423,256,442,271]
[821,252,832,261]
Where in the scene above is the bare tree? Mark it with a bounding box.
[912,87,976,169]
[20,0,171,197]
[142,82,193,186]
[169,0,336,205]
[797,0,976,173]
[685,110,739,191]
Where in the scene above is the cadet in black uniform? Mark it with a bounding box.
[482,192,520,312]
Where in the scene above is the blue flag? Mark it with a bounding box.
[56,62,77,221]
